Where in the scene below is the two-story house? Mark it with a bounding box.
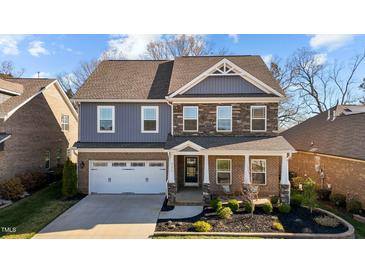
[73,56,295,205]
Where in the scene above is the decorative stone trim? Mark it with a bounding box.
[167,182,177,206]
[202,184,210,205]
[280,184,290,204]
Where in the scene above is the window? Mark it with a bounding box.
[251,106,267,132]
[97,106,115,133]
[149,162,164,167]
[45,150,50,169]
[251,159,266,185]
[216,106,232,132]
[183,106,198,132]
[216,159,232,185]
[61,114,69,131]
[112,162,127,167]
[131,162,145,167]
[141,106,159,133]
[93,162,108,167]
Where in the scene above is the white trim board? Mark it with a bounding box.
[0,135,11,144]
[0,88,21,96]
[72,99,166,103]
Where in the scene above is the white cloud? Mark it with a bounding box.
[313,53,327,65]
[31,71,51,78]
[262,54,273,67]
[228,34,239,43]
[0,35,25,55]
[28,40,49,57]
[103,34,161,59]
[309,34,354,51]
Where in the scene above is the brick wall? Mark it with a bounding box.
[173,103,278,136]
[77,152,168,194]
[289,152,365,206]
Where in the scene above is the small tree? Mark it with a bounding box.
[62,158,77,198]
[302,178,318,213]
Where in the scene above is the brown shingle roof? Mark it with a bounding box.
[73,56,283,100]
[168,56,283,95]
[0,78,24,94]
[73,60,174,100]
[0,78,55,117]
[282,106,365,161]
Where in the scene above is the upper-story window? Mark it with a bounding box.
[216,106,232,132]
[183,106,198,132]
[251,106,267,132]
[61,114,69,131]
[97,106,115,133]
[141,106,159,133]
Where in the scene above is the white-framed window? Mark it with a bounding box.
[216,106,232,132]
[141,106,159,133]
[216,159,232,185]
[250,106,267,132]
[45,150,50,169]
[93,162,108,167]
[112,162,127,167]
[61,114,69,131]
[97,106,115,133]
[183,106,198,132]
[251,159,266,185]
[131,162,145,167]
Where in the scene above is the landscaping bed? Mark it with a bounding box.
[156,206,348,235]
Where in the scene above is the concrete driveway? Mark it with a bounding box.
[33,194,164,239]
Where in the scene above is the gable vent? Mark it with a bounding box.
[211,63,237,75]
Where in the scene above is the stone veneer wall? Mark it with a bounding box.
[173,103,278,136]
[289,152,365,207]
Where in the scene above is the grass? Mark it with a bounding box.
[153,235,261,239]
[0,182,82,239]
[318,201,365,239]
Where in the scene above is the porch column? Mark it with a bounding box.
[280,153,290,204]
[243,154,251,190]
[202,154,211,205]
[167,152,177,206]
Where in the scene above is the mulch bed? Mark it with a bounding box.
[156,206,348,234]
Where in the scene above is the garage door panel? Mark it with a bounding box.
[90,160,166,194]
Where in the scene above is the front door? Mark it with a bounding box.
[184,156,199,186]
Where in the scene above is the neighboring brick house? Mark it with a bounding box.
[282,105,365,206]
[0,78,78,181]
[72,56,295,205]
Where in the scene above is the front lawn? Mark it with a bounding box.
[0,182,82,239]
[318,201,365,239]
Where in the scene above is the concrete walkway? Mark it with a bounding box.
[33,194,165,239]
[159,206,203,219]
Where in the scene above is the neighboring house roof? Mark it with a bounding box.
[282,105,365,161]
[165,135,295,152]
[168,56,284,95]
[72,56,283,100]
[73,60,174,100]
[0,78,54,117]
[0,133,11,143]
[0,78,24,95]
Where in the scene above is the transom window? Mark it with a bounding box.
[183,106,198,132]
[251,159,266,185]
[216,106,232,132]
[61,114,69,131]
[251,106,267,132]
[97,106,115,133]
[216,159,232,185]
[141,106,159,133]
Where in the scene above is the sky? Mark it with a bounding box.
[0,34,364,80]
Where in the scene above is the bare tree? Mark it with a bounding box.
[57,72,75,98]
[360,78,365,104]
[0,60,25,78]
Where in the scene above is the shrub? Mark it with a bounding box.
[270,195,279,205]
[227,199,240,212]
[217,207,233,219]
[62,158,77,198]
[347,200,363,214]
[290,193,303,207]
[302,179,318,213]
[317,188,331,201]
[291,176,306,190]
[262,201,273,214]
[314,216,340,227]
[0,177,25,201]
[278,203,291,214]
[272,221,284,232]
[243,200,255,214]
[331,193,346,208]
[193,221,212,232]
[19,172,48,192]
[210,198,223,211]
[289,171,297,182]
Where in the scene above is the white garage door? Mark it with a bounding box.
[89,160,166,194]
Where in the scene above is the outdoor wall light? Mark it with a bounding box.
[79,161,85,169]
